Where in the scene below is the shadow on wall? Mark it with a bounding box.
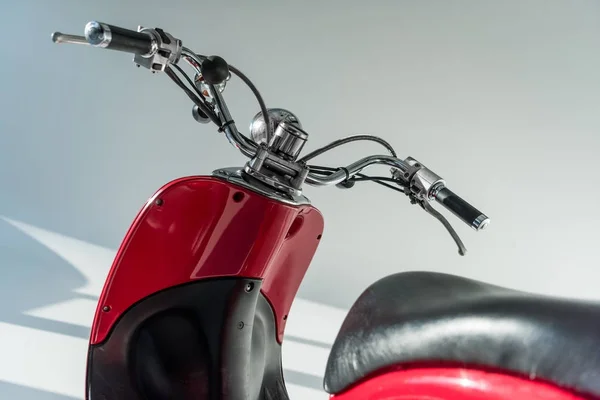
[0,218,89,338]
[0,216,341,399]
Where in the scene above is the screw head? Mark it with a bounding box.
[245,282,254,292]
[102,306,111,312]
[155,198,164,206]
[233,192,245,202]
[237,321,244,329]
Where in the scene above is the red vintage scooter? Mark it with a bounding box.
[51,22,598,400]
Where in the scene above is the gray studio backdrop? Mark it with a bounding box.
[1,0,600,398]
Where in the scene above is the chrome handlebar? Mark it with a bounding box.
[305,155,409,186]
[51,21,490,255]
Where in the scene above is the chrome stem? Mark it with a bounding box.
[305,155,410,186]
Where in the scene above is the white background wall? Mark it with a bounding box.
[1,1,599,398]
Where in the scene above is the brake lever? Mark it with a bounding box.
[419,200,467,256]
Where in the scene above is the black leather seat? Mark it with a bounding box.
[323,271,600,397]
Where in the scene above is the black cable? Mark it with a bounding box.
[308,165,336,172]
[171,63,217,117]
[180,55,260,152]
[367,179,406,194]
[351,176,402,184]
[308,165,406,193]
[228,64,272,142]
[182,52,268,147]
[352,176,406,194]
[299,135,397,163]
[164,66,221,126]
[307,165,337,175]
[168,64,221,125]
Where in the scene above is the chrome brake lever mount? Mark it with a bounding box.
[392,158,467,256]
[392,157,445,201]
[133,26,182,71]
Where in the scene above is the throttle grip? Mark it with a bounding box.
[434,187,489,231]
[84,21,154,55]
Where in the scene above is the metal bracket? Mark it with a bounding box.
[243,146,310,197]
[133,27,182,71]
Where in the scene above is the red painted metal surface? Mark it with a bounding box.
[90,176,324,345]
[330,368,589,400]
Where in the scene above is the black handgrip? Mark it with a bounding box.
[84,21,153,55]
[434,187,490,231]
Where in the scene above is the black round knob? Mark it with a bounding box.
[192,105,210,124]
[200,55,229,85]
[336,180,356,189]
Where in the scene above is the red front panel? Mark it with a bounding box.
[330,368,589,400]
[90,176,324,344]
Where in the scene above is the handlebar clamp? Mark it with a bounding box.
[133,26,182,71]
[393,157,445,201]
